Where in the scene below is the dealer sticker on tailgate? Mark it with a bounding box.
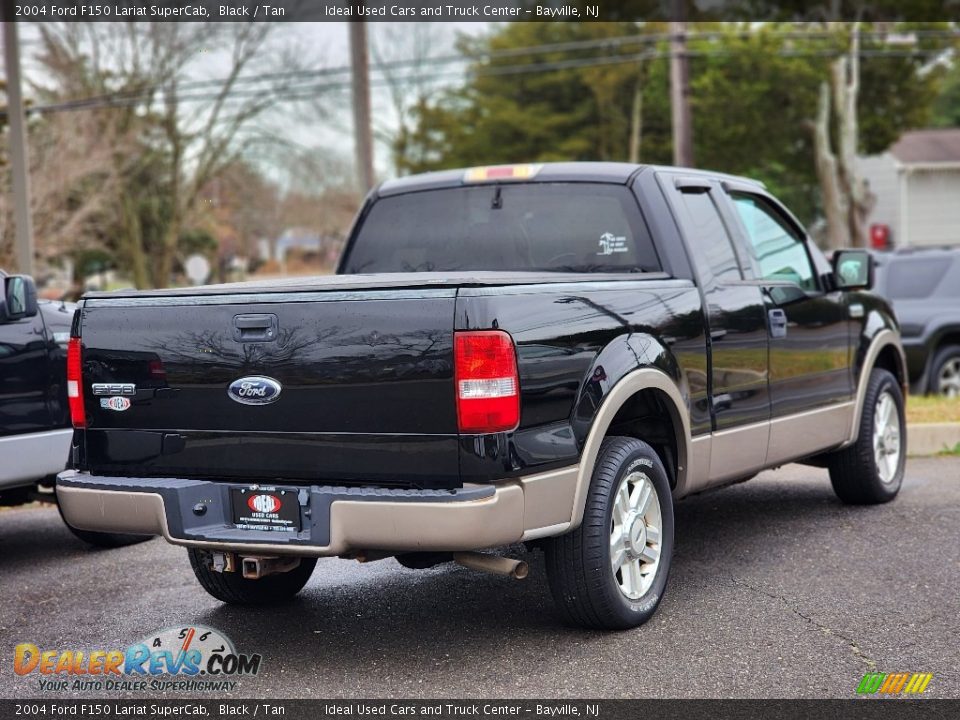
[231,486,301,532]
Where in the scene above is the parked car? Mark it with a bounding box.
[0,270,148,547]
[57,163,907,629]
[871,248,960,397]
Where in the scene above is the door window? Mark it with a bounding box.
[731,194,817,292]
[673,189,742,285]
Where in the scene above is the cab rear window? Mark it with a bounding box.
[341,183,660,274]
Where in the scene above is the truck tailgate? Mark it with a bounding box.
[77,291,459,487]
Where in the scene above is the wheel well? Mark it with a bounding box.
[604,388,679,489]
[874,344,905,390]
[933,332,960,358]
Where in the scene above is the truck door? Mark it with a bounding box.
[721,188,853,462]
[660,174,770,484]
[0,295,52,436]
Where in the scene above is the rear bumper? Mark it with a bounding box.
[56,467,577,556]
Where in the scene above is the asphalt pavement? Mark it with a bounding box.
[1,457,958,699]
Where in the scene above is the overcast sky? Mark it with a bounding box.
[15,21,490,185]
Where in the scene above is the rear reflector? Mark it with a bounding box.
[454,331,520,433]
[67,338,86,428]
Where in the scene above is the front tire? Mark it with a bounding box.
[545,437,674,630]
[828,368,906,504]
[187,548,316,605]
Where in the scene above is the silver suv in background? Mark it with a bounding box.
[872,248,960,397]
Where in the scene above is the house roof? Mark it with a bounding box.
[890,128,960,165]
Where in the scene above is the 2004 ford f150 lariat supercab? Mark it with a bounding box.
[58,163,908,629]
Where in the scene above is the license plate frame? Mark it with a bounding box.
[230,486,301,533]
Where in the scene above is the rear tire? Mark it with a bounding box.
[187,548,316,605]
[828,368,905,504]
[545,437,674,630]
[929,344,960,398]
[56,498,153,548]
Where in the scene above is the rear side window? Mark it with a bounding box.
[672,189,742,284]
[341,183,660,274]
[884,258,949,299]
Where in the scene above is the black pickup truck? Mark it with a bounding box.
[57,163,907,629]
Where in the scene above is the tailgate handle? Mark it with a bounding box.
[233,314,278,343]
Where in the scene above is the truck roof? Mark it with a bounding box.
[377,162,763,197]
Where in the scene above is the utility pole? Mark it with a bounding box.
[349,20,374,194]
[2,14,34,275]
[628,68,643,164]
[669,2,694,168]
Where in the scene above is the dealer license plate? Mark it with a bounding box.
[231,486,301,533]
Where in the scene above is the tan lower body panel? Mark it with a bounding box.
[708,422,769,486]
[682,402,857,495]
[766,402,854,466]
[57,467,578,557]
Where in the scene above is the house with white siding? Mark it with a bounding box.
[857,128,960,248]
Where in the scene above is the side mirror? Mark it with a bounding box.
[833,250,873,290]
[0,274,39,323]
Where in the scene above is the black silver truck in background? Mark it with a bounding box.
[0,271,148,548]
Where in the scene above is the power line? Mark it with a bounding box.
[19,25,960,106]
[13,31,960,117]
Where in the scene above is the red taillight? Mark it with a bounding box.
[67,338,86,428]
[148,358,166,380]
[454,330,520,433]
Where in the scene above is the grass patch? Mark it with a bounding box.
[938,442,960,457]
[907,396,960,424]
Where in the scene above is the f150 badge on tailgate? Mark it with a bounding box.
[228,376,282,405]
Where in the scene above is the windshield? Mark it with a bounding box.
[341,183,660,274]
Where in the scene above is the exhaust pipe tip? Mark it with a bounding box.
[512,561,530,580]
[453,552,529,580]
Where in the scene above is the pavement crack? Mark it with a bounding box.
[731,579,878,671]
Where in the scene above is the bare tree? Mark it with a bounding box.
[370,24,444,175]
[150,22,309,286]
[808,24,875,249]
[21,22,327,287]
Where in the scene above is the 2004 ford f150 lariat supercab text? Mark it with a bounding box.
[57,163,908,629]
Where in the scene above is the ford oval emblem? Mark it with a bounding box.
[228,376,282,406]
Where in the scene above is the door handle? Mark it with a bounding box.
[233,314,278,342]
[768,308,788,339]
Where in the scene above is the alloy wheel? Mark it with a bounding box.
[609,470,663,599]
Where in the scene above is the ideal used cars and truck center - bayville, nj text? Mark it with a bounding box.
[17,4,593,19]
[55,162,909,631]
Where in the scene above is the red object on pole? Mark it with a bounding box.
[870,224,890,250]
